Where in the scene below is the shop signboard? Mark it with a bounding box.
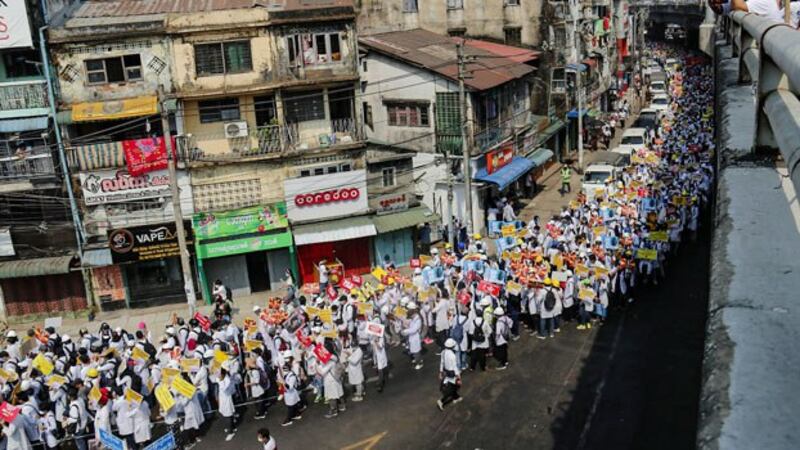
[195,230,293,259]
[0,0,34,49]
[107,222,191,263]
[192,203,288,241]
[80,168,173,206]
[284,170,368,222]
[375,192,409,215]
[486,143,514,175]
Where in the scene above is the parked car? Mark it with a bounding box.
[649,94,670,113]
[582,163,618,198]
[617,127,648,155]
[634,108,659,130]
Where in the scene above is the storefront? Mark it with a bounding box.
[371,193,438,267]
[106,222,192,308]
[284,170,374,284]
[473,146,535,200]
[192,204,294,302]
[0,255,87,317]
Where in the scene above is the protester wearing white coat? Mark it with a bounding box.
[112,396,134,448]
[132,401,151,446]
[213,369,238,434]
[177,389,205,446]
[3,415,32,450]
[345,344,364,401]
[402,304,423,370]
[370,330,389,393]
[319,354,345,418]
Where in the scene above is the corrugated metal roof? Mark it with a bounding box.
[372,206,438,234]
[0,255,76,279]
[464,40,540,63]
[74,0,259,18]
[359,29,536,91]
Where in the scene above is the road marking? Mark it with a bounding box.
[576,314,627,450]
[339,431,388,450]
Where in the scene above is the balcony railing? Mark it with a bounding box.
[0,142,55,180]
[0,80,48,112]
[179,119,365,162]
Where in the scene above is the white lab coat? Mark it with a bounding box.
[282,370,301,407]
[179,393,205,431]
[94,403,112,442]
[402,315,422,354]
[466,317,492,350]
[3,416,32,450]
[433,299,450,332]
[319,357,344,401]
[112,398,134,436]
[346,347,364,386]
[439,349,461,385]
[215,375,236,418]
[371,335,388,370]
[132,401,151,444]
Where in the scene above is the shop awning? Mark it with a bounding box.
[473,156,534,191]
[0,116,49,133]
[565,63,588,72]
[528,148,555,167]
[0,255,75,279]
[567,109,590,119]
[372,206,439,234]
[71,96,158,122]
[82,248,113,268]
[293,216,377,246]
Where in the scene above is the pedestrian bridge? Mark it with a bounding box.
[699,11,800,450]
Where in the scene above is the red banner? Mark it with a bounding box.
[457,290,471,306]
[313,343,332,364]
[326,284,337,300]
[486,143,514,175]
[350,275,363,286]
[122,137,173,176]
[295,329,313,348]
[0,402,20,423]
[477,280,501,297]
[194,312,211,332]
[409,258,420,268]
[341,279,355,292]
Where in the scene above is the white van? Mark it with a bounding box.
[617,127,648,155]
[649,93,670,113]
[649,80,667,96]
[582,163,617,198]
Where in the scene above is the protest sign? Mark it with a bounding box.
[171,376,196,398]
[365,322,385,338]
[125,388,143,405]
[155,384,175,411]
[636,248,658,260]
[313,344,332,364]
[505,281,522,295]
[180,359,200,372]
[32,354,54,376]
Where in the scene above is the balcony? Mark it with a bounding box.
[0,80,48,114]
[0,141,56,180]
[178,118,365,162]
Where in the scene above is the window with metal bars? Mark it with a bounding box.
[435,92,462,155]
[386,102,430,127]
[198,98,241,123]
[283,90,325,123]
[85,54,142,84]
[194,41,252,76]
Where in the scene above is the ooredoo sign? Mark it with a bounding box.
[284,170,368,222]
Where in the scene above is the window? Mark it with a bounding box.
[287,33,342,67]
[1,50,41,78]
[194,41,252,76]
[447,0,463,9]
[448,29,466,38]
[198,98,241,123]
[505,0,520,5]
[403,0,418,12]
[504,28,522,46]
[387,102,430,127]
[85,54,142,84]
[299,163,352,177]
[382,167,396,187]
[363,102,373,128]
[284,90,325,123]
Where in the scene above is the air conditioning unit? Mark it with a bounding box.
[224,121,248,139]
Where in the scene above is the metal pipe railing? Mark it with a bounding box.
[729,10,800,191]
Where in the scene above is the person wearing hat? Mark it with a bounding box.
[175,371,205,448]
[437,338,462,411]
[370,318,389,393]
[245,355,270,420]
[401,302,423,370]
[5,330,20,360]
[493,307,512,370]
[319,350,345,419]
[466,314,491,371]
[344,341,365,402]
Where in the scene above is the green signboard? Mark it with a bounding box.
[192,203,288,241]
[196,231,293,259]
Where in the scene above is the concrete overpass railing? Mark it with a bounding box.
[726,10,800,192]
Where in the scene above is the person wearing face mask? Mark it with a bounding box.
[257,427,277,450]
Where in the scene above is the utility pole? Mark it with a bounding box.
[158,87,197,316]
[446,150,455,247]
[457,41,474,236]
[571,3,585,171]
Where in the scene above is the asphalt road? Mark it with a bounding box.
[189,221,709,450]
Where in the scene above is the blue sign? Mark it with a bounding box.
[462,260,484,275]
[641,198,656,212]
[422,266,444,285]
[495,237,517,252]
[99,429,125,450]
[484,268,507,285]
[143,432,176,450]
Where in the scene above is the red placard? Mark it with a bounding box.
[122,136,172,176]
[477,280,501,297]
[409,258,420,268]
[341,279,355,292]
[295,329,313,348]
[326,284,337,300]
[0,402,20,423]
[193,312,211,332]
[312,344,332,364]
[350,275,363,286]
[457,290,471,305]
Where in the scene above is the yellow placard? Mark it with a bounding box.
[569,200,580,209]
[594,266,609,276]
[89,385,102,403]
[305,306,320,317]
[180,358,200,372]
[213,349,229,364]
[245,340,263,352]
[672,195,687,206]
[636,249,658,261]
[155,384,175,411]
[318,308,333,324]
[510,252,522,262]
[501,224,516,237]
[649,231,669,242]
[552,253,564,270]
[505,281,522,295]
[371,267,387,280]
[578,288,596,301]
[517,229,528,239]
[32,354,54,376]
[0,368,17,382]
[631,154,646,164]
[47,375,67,387]
[125,388,143,405]
[131,346,150,362]
[419,255,432,266]
[393,306,407,319]
[162,367,180,380]
[575,264,589,277]
[356,302,373,314]
[592,226,607,236]
[171,376,196,399]
[321,329,338,339]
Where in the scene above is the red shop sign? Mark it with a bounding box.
[294,187,360,207]
[486,143,514,174]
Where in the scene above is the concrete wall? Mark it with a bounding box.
[366,155,415,210]
[53,38,173,105]
[358,0,543,47]
[189,162,286,214]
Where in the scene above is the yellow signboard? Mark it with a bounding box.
[180,358,200,372]
[636,248,658,260]
[131,346,150,362]
[89,385,102,403]
[305,306,320,317]
[578,288,596,301]
[162,367,180,380]
[575,264,589,277]
[649,231,669,242]
[318,308,333,324]
[501,225,516,237]
[505,281,522,295]
[245,340,263,352]
[155,384,175,411]
[125,388,143,405]
[72,96,158,122]
[213,349,229,364]
[32,354,54,376]
[371,267,387,280]
[393,306,407,319]
[356,302,373,314]
[171,376,196,399]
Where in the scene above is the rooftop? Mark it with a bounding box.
[67,0,353,18]
[359,29,537,91]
